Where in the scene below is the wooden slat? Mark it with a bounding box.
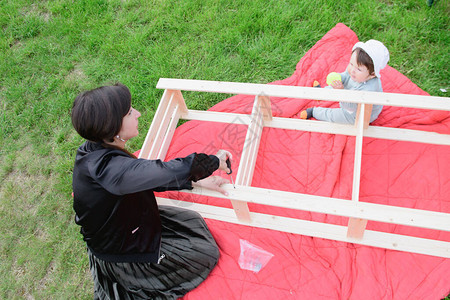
[347,218,368,239]
[355,103,373,129]
[351,103,366,203]
[156,78,450,111]
[172,90,188,114]
[147,92,177,159]
[347,103,368,239]
[181,184,450,232]
[182,110,450,146]
[230,95,268,222]
[156,197,450,258]
[267,116,357,135]
[227,200,251,223]
[157,103,181,160]
[364,126,450,146]
[155,90,187,159]
[243,109,262,185]
[139,90,172,159]
[236,95,264,186]
[259,94,272,122]
[182,110,252,124]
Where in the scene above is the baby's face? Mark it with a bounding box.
[346,52,375,83]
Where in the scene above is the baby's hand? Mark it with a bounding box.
[330,80,344,89]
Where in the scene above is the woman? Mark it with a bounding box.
[71,83,231,299]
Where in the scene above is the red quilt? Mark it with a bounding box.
[153,23,450,299]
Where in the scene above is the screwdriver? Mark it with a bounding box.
[226,158,235,189]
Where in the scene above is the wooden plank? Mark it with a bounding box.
[156,78,450,111]
[172,90,188,114]
[347,218,368,239]
[181,110,450,146]
[352,103,366,203]
[182,110,252,125]
[146,92,177,160]
[156,197,450,258]
[365,126,450,146]
[228,200,251,223]
[259,94,272,122]
[139,90,172,159]
[267,117,357,135]
[230,95,266,222]
[236,95,264,186]
[155,90,187,160]
[364,104,373,129]
[348,103,368,239]
[181,184,450,232]
[351,103,365,203]
[355,103,373,129]
[157,102,181,160]
[243,109,263,185]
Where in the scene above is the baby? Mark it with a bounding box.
[301,40,390,124]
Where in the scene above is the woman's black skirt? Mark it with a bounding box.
[88,206,220,299]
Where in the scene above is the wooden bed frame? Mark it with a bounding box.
[139,78,450,258]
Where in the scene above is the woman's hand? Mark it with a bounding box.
[192,176,230,196]
[215,149,232,173]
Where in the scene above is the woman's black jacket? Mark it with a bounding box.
[72,141,219,263]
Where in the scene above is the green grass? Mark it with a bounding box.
[0,0,449,298]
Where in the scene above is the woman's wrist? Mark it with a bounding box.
[189,153,220,182]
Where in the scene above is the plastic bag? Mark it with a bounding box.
[238,239,274,273]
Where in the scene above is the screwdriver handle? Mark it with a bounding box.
[226,158,232,175]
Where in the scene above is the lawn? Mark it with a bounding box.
[0,0,448,298]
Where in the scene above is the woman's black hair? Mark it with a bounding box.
[71,83,131,143]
